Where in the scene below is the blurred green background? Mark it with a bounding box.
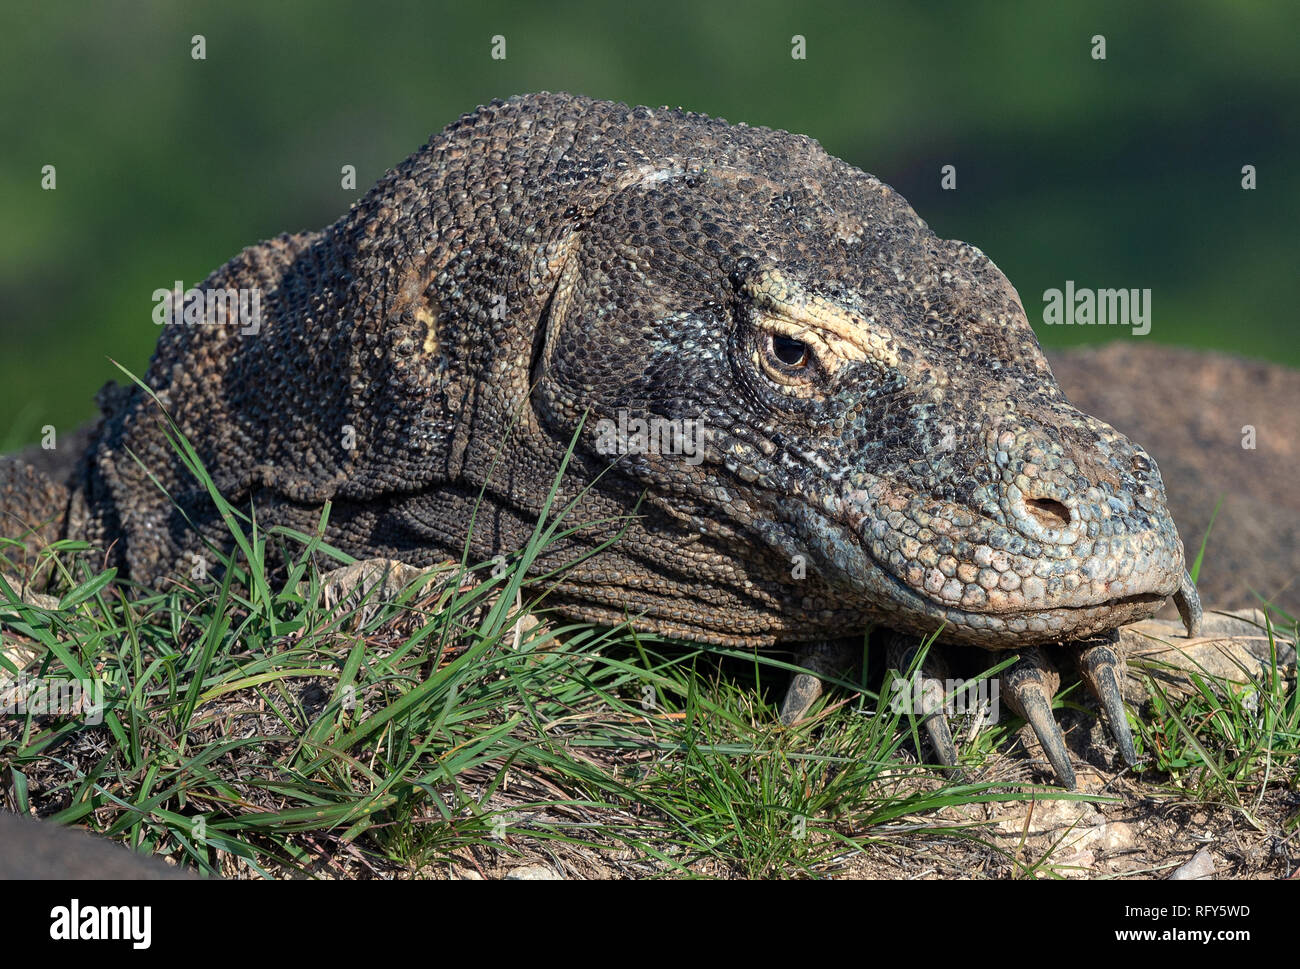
[3,0,1296,448]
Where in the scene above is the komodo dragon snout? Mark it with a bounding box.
[0,93,1204,788]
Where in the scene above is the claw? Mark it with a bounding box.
[1001,648,1076,789]
[779,640,856,725]
[920,689,960,770]
[1074,633,1138,768]
[779,671,825,725]
[886,636,960,770]
[1174,570,1203,638]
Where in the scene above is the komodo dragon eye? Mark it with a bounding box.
[769,334,810,369]
[754,330,819,390]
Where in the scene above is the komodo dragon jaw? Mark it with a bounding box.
[0,93,1204,789]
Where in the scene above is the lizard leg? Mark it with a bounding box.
[1001,647,1076,789]
[1070,630,1138,769]
[778,639,857,725]
[884,633,959,770]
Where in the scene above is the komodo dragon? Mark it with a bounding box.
[0,92,1203,789]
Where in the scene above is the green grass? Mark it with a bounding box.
[2,539,1295,878]
[1131,608,1300,825]
[1126,504,1300,829]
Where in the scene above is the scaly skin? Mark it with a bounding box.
[0,93,1203,783]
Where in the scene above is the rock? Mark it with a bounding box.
[985,798,1141,876]
[316,558,437,613]
[1168,846,1216,880]
[1119,615,1296,702]
[991,798,1107,875]
[0,812,195,879]
[1094,820,1139,855]
[504,864,562,880]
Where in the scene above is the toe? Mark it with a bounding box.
[1001,648,1076,789]
[1073,633,1138,769]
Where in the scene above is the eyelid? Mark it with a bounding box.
[744,269,901,371]
[754,314,827,365]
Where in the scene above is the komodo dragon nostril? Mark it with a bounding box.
[1024,497,1071,528]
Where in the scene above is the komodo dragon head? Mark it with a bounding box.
[456,96,1201,653]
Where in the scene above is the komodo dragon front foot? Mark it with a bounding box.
[778,572,1204,789]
